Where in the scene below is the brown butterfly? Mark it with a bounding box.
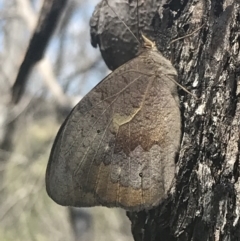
[46,35,181,211]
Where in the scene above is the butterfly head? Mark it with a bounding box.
[141,34,156,49]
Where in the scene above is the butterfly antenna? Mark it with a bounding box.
[166,76,199,100]
[170,24,205,45]
[136,0,140,41]
[105,0,141,45]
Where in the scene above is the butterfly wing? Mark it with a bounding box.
[46,49,181,211]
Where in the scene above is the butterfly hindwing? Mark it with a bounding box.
[46,47,181,211]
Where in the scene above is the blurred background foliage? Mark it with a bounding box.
[0,0,133,240]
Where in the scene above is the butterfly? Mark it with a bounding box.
[46,34,181,211]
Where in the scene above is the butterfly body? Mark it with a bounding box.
[46,45,181,211]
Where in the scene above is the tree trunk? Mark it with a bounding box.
[91,0,240,240]
[11,0,68,104]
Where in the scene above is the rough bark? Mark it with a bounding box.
[91,0,240,240]
[90,0,162,70]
